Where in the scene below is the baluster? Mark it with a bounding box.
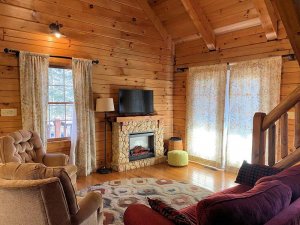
[252,112,266,164]
[295,102,300,148]
[268,124,276,166]
[280,113,288,158]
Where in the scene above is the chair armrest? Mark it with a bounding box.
[124,204,175,225]
[71,192,102,225]
[43,153,69,167]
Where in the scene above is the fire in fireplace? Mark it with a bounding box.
[129,132,155,161]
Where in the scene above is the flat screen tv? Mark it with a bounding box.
[119,89,154,115]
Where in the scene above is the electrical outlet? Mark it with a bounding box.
[0,109,17,117]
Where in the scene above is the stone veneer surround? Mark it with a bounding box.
[111,117,166,172]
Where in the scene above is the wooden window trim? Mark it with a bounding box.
[47,137,71,143]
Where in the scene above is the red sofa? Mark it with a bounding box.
[124,165,300,225]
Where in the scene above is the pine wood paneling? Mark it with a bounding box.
[0,0,174,168]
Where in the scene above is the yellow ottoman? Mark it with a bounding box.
[168,150,188,167]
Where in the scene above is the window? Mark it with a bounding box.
[186,57,282,172]
[47,68,74,139]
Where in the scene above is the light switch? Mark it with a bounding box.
[1,109,17,117]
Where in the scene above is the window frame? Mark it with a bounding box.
[47,65,74,141]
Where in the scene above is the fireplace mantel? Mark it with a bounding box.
[111,115,163,123]
[111,115,166,172]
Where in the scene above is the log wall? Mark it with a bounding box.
[0,0,174,168]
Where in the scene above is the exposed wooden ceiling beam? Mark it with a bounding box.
[174,18,261,45]
[136,0,170,42]
[272,0,300,64]
[253,0,278,40]
[180,0,216,50]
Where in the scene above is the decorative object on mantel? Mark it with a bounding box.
[96,98,115,174]
[77,177,212,225]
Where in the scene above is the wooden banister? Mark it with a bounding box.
[252,86,300,168]
[262,86,300,131]
[280,113,288,158]
[268,123,276,166]
[252,112,266,164]
[295,102,300,148]
[274,148,300,169]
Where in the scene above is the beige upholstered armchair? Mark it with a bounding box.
[0,163,103,225]
[0,130,77,187]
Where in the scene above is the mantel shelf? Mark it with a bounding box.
[113,115,163,123]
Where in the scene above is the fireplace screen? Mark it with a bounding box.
[129,132,155,161]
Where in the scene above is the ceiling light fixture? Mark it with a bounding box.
[49,21,64,38]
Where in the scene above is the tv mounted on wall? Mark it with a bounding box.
[119,89,154,115]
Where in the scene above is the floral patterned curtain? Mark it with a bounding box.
[19,51,49,145]
[186,64,228,169]
[71,58,96,176]
[225,57,282,172]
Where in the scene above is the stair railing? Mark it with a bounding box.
[252,86,300,169]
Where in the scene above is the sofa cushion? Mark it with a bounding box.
[124,204,174,225]
[256,164,300,202]
[264,197,300,225]
[148,198,194,225]
[197,180,292,225]
[220,184,252,194]
[235,160,282,186]
[0,162,79,215]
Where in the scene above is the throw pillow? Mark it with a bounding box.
[197,180,292,225]
[256,164,300,202]
[235,160,282,186]
[148,198,194,225]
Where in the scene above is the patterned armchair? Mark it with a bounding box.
[0,130,77,187]
[0,163,103,225]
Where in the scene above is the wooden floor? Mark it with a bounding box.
[77,162,237,192]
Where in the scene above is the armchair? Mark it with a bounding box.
[0,163,103,225]
[0,130,77,187]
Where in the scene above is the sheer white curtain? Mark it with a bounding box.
[19,51,49,145]
[225,57,282,172]
[186,64,227,168]
[71,58,96,176]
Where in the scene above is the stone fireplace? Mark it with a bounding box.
[111,116,166,172]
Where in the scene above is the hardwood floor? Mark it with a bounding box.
[77,162,237,192]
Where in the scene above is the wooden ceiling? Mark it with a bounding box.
[146,0,281,50]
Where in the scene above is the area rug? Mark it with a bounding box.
[77,178,213,225]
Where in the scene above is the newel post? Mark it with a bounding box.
[252,112,267,165]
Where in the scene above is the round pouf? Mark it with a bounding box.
[168,150,188,167]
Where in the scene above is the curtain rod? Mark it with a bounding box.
[3,48,100,65]
[175,53,297,72]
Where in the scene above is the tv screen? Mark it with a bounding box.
[119,89,154,115]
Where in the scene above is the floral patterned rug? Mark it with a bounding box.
[77,178,212,225]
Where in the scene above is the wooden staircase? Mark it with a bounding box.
[252,86,300,168]
[252,0,300,168]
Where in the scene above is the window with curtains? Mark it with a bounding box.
[47,67,74,139]
[186,57,282,172]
